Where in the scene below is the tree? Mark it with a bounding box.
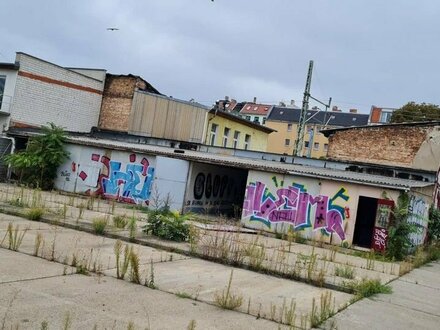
[5,123,69,190]
[390,102,440,123]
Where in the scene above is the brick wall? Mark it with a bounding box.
[327,125,432,168]
[10,53,104,132]
[98,75,137,132]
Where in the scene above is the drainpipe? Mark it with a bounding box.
[2,136,16,181]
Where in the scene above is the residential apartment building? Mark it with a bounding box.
[369,105,397,124]
[265,106,369,158]
[0,52,106,133]
[238,102,272,125]
[206,110,274,152]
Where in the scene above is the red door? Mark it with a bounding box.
[371,199,394,252]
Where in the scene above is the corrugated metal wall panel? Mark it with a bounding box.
[128,92,208,143]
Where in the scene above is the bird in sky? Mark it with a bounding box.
[106,27,119,31]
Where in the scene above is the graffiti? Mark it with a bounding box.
[408,196,429,246]
[243,181,349,241]
[80,153,155,205]
[372,227,388,252]
[193,172,231,200]
[375,204,392,228]
[60,170,71,182]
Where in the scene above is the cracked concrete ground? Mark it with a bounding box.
[320,261,440,330]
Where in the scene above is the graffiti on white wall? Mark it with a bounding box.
[408,195,429,246]
[78,153,155,205]
[243,177,350,241]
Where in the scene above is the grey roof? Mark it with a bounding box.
[267,106,369,127]
[66,136,432,191]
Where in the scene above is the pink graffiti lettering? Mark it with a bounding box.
[243,182,346,241]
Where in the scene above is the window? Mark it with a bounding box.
[253,106,258,111]
[233,131,240,149]
[287,123,292,131]
[324,143,328,151]
[380,111,393,123]
[254,117,260,124]
[314,142,319,150]
[285,139,290,146]
[304,141,309,148]
[244,134,251,150]
[0,75,5,110]
[245,116,251,121]
[223,127,230,147]
[210,124,218,146]
[262,117,266,125]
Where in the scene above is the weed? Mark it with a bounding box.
[113,215,128,229]
[129,249,141,284]
[334,264,355,279]
[92,217,108,235]
[34,232,44,256]
[187,320,197,330]
[41,320,49,330]
[175,291,193,299]
[127,321,135,330]
[128,216,137,240]
[6,223,28,251]
[144,259,156,289]
[245,236,266,270]
[309,291,335,328]
[77,203,85,221]
[26,207,44,221]
[345,278,392,298]
[114,241,131,280]
[189,224,200,254]
[63,311,72,330]
[213,269,243,310]
[8,198,24,207]
[76,263,89,275]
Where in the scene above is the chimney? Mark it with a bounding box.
[332,106,341,112]
[349,108,358,114]
[290,100,295,106]
[253,97,257,103]
[279,101,286,107]
[225,96,229,101]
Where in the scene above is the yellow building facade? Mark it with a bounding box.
[266,121,329,158]
[205,111,274,152]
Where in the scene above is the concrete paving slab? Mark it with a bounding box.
[104,258,353,319]
[0,249,72,283]
[321,262,440,330]
[0,270,280,330]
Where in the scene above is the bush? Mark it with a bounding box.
[142,210,190,242]
[386,192,418,261]
[428,206,440,243]
[92,217,108,235]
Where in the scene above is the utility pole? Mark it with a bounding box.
[294,60,313,157]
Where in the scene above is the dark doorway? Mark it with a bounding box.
[353,196,378,248]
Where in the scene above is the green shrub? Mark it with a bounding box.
[428,206,440,243]
[142,210,190,242]
[92,217,108,235]
[26,207,44,221]
[386,192,418,261]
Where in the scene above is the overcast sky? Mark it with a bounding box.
[1,0,439,113]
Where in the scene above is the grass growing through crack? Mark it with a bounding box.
[113,215,128,229]
[345,278,392,299]
[144,259,156,289]
[26,207,44,221]
[129,249,141,284]
[213,269,243,310]
[334,264,355,279]
[309,291,335,328]
[128,216,137,240]
[4,223,28,251]
[175,291,193,299]
[33,232,44,256]
[114,240,131,280]
[92,217,108,235]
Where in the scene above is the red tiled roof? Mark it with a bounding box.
[239,103,271,115]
